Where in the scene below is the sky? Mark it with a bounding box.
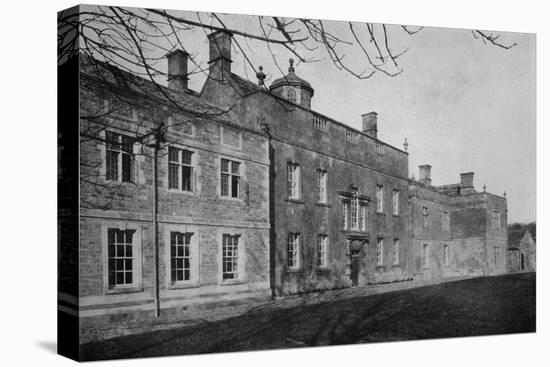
[90,6,536,223]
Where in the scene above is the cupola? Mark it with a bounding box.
[269,58,314,109]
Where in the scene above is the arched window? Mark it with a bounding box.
[287,88,296,103]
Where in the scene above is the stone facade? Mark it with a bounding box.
[59,53,272,320]
[508,231,536,272]
[409,169,508,280]
[201,30,508,296]
[59,29,510,324]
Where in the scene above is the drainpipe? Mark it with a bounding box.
[149,124,165,318]
[152,138,160,317]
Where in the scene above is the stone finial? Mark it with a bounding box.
[503,191,507,198]
[256,65,266,85]
[288,58,295,73]
[403,138,409,152]
[483,184,486,192]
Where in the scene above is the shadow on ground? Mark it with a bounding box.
[81,273,535,361]
[36,341,57,354]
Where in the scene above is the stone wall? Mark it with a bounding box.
[75,71,271,317]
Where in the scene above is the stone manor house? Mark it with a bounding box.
[58,30,508,322]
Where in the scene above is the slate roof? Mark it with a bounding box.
[78,54,224,116]
[225,72,262,96]
[508,230,526,249]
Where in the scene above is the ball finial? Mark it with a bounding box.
[288,58,295,73]
[256,65,266,85]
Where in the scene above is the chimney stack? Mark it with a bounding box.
[362,112,378,139]
[208,30,233,80]
[166,49,189,91]
[419,165,432,185]
[460,172,474,188]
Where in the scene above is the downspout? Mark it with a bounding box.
[149,123,165,318]
[152,139,160,317]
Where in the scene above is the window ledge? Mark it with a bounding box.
[285,268,304,274]
[340,229,369,234]
[105,286,143,295]
[376,212,385,215]
[167,282,200,290]
[375,265,386,269]
[392,264,400,268]
[285,198,305,204]
[220,196,243,202]
[393,214,400,218]
[314,202,331,207]
[167,189,195,196]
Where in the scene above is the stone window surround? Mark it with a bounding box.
[287,232,301,271]
[164,223,200,290]
[218,155,245,201]
[217,229,247,285]
[98,128,144,186]
[376,237,384,267]
[316,168,328,204]
[317,234,329,268]
[392,239,400,265]
[167,145,197,195]
[376,184,384,213]
[286,160,302,201]
[422,243,430,269]
[101,222,143,295]
[339,187,370,232]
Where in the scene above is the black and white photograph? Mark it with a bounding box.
[55,2,539,362]
[3,1,546,365]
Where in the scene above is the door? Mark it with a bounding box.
[350,255,359,286]
[521,253,525,270]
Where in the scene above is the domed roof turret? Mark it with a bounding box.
[269,59,314,109]
[270,59,314,93]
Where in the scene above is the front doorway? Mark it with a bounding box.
[347,237,368,287]
[350,253,360,286]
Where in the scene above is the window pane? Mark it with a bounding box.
[169,163,180,189]
[231,176,240,198]
[182,166,192,191]
[125,271,132,284]
[231,161,240,175]
[181,150,192,165]
[116,245,124,257]
[121,135,133,153]
[106,131,120,149]
[108,271,115,287]
[106,150,119,180]
[116,272,124,285]
[221,159,229,173]
[221,174,229,196]
[168,147,180,162]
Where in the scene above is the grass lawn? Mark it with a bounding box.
[80,272,535,361]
